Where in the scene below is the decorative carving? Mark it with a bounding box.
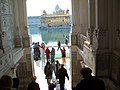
[86,26,95,45]
[1,0,7,4]
[85,26,100,52]
[71,34,78,45]
[23,36,30,48]
[14,36,22,48]
[26,54,31,65]
[17,63,27,78]
[0,0,14,52]
[1,31,6,38]
[1,0,9,13]
[116,29,120,39]
[91,28,99,52]
[98,27,107,39]
[94,28,99,38]
[85,26,109,52]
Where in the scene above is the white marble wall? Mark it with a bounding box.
[0,1,33,90]
[71,0,120,90]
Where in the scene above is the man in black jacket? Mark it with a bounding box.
[76,67,105,90]
[57,64,69,90]
[27,76,40,90]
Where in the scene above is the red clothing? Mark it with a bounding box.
[45,48,51,59]
[61,48,66,57]
[36,42,40,47]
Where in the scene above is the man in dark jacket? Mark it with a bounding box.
[76,67,105,90]
[57,64,69,90]
[27,76,40,90]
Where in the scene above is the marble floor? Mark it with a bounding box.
[34,58,71,90]
[31,35,71,90]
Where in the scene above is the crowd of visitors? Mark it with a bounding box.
[33,41,67,65]
[0,67,105,90]
[32,41,69,90]
[0,39,105,90]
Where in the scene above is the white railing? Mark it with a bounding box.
[78,34,87,51]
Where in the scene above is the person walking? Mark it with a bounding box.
[45,47,51,62]
[44,62,52,85]
[57,41,61,51]
[51,59,56,76]
[51,47,55,64]
[65,36,68,45]
[27,76,40,90]
[61,47,66,64]
[55,60,60,78]
[57,64,69,90]
[40,47,45,66]
[36,45,41,60]
[49,81,56,90]
[76,67,105,90]
[33,42,41,61]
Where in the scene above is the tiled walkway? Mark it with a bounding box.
[34,58,71,90]
[31,36,71,90]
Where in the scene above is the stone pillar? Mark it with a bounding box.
[71,0,79,88]
[71,0,88,86]
[71,0,80,33]
[108,0,120,90]
[0,0,15,53]
[79,0,88,34]
[78,0,88,49]
[95,0,109,77]
[13,0,23,48]
[88,0,95,28]
[16,0,33,90]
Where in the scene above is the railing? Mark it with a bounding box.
[78,34,87,51]
[0,48,24,77]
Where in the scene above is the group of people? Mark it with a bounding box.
[33,42,45,61]
[28,61,69,90]
[31,41,105,90]
[44,61,69,90]
[33,40,67,65]
[0,67,105,90]
[32,40,69,90]
[33,42,54,65]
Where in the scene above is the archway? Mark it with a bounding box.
[26,0,72,90]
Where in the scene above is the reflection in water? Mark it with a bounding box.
[28,25,39,34]
[38,29,71,44]
[28,25,71,44]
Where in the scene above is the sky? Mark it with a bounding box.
[26,0,71,16]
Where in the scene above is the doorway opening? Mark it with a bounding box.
[26,0,72,89]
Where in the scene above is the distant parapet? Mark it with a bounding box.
[55,9,65,15]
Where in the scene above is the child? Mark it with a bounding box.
[49,81,57,90]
